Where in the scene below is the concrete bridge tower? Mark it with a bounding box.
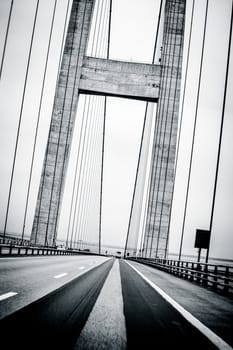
[30,0,186,257]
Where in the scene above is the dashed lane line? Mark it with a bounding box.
[126,261,233,350]
[0,292,18,301]
[54,273,68,279]
[79,266,85,270]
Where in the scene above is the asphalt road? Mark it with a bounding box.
[0,255,110,319]
[0,257,113,350]
[119,259,218,350]
[0,257,229,350]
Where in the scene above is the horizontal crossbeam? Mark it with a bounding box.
[79,56,160,102]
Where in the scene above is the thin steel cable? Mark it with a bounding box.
[57,0,71,74]
[34,0,76,244]
[67,0,101,247]
[82,2,109,247]
[65,96,88,248]
[3,0,40,238]
[93,0,105,57]
[124,0,163,258]
[72,0,108,248]
[72,96,98,247]
[78,97,102,249]
[71,96,95,247]
[99,0,109,58]
[207,0,233,262]
[78,103,99,247]
[156,0,185,259]
[179,0,209,259]
[22,0,71,242]
[77,98,99,244]
[33,0,60,244]
[143,0,173,256]
[151,1,178,258]
[124,104,148,258]
[99,0,112,255]
[57,0,107,247]
[167,0,195,260]
[150,0,182,258]
[143,0,173,255]
[70,96,93,247]
[44,0,88,246]
[82,1,109,247]
[0,0,14,80]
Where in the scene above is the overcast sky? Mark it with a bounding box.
[0,0,232,260]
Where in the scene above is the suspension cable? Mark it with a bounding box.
[3,0,40,239]
[179,0,209,259]
[149,0,177,258]
[171,0,195,260]
[33,0,60,244]
[143,0,173,256]
[43,0,87,246]
[124,0,163,258]
[22,0,70,242]
[143,0,173,255]
[155,0,185,259]
[207,0,233,262]
[99,0,112,254]
[0,0,14,80]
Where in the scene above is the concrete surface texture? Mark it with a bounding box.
[79,56,160,101]
[143,0,186,259]
[129,260,233,348]
[30,0,186,255]
[31,0,95,246]
[75,259,127,350]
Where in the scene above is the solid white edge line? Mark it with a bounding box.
[0,292,18,301]
[54,273,68,279]
[125,261,233,350]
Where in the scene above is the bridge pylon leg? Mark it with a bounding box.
[30,0,95,246]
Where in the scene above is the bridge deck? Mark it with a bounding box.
[0,256,232,349]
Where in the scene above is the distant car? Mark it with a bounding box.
[115,251,122,258]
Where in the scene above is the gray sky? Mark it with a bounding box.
[0,0,233,260]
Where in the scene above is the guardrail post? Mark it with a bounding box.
[185,262,188,279]
[196,263,202,284]
[213,265,218,290]
[224,266,229,294]
[178,261,181,277]
[203,264,208,287]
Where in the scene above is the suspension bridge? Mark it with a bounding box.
[0,0,233,349]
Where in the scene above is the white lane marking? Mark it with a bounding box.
[126,261,233,350]
[74,260,127,349]
[79,266,85,270]
[54,273,68,279]
[0,291,18,301]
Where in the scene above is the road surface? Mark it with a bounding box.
[0,256,232,349]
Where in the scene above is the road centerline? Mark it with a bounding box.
[0,292,18,301]
[54,273,68,279]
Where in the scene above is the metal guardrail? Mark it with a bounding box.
[129,257,233,297]
[0,244,82,257]
[0,235,30,247]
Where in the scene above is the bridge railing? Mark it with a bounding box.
[0,235,104,257]
[0,243,82,257]
[128,257,233,297]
